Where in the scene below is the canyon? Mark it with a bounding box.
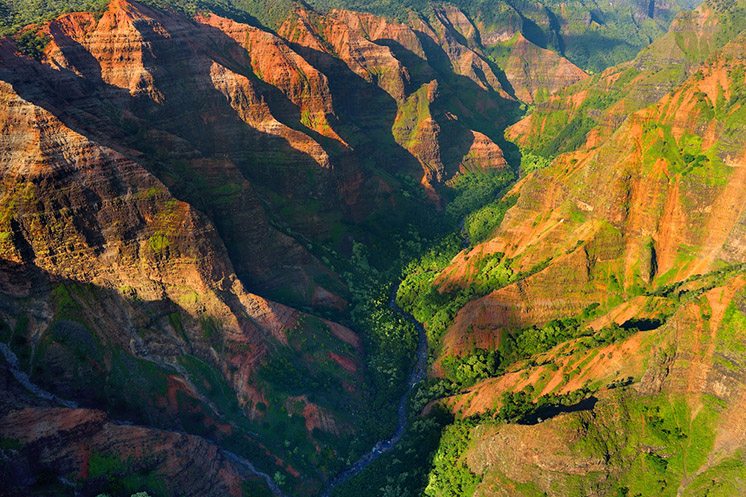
[0,0,744,496]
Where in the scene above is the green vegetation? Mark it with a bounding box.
[517,0,746,160]
[1,1,741,496]
[0,437,22,450]
[392,83,433,149]
[106,348,170,407]
[96,493,153,497]
[341,240,420,419]
[180,354,243,416]
[241,481,275,497]
[332,409,452,497]
[519,152,552,175]
[14,30,49,60]
[51,283,82,320]
[397,245,558,354]
[576,393,725,497]
[340,262,743,495]
[148,232,170,254]
[87,452,167,497]
[395,235,469,346]
[493,386,595,423]
[463,195,517,244]
[89,452,130,478]
[424,420,479,497]
[640,125,730,187]
[649,263,746,301]
[0,0,687,75]
[537,115,596,158]
[0,0,107,34]
[442,348,500,385]
[445,170,516,223]
[258,343,344,396]
[450,0,693,72]
[441,315,644,387]
[324,169,519,495]
[399,386,600,497]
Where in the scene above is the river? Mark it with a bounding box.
[321,283,428,497]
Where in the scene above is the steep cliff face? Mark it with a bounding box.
[280,8,416,102]
[0,352,286,497]
[499,33,588,104]
[18,0,345,307]
[0,24,370,494]
[0,0,534,492]
[198,13,344,146]
[437,30,746,360]
[0,1,714,496]
[412,5,509,98]
[0,2,377,494]
[463,0,698,72]
[277,4,520,203]
[2,0,698,76]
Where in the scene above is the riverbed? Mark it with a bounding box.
[321,283,428,497]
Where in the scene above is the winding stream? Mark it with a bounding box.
[0,281,429,497]
[0,342,77,408]
[321,284,428,497]
[224,449,292,497]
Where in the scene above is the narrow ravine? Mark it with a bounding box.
[322,283,428,497]
[224,449,292,497]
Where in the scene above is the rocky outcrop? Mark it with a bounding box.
[0,1,705,495]
[410,7,510,98]
[0,406,247,497]
[198,13,345,147]
[0,342,264,497]
[459,130,509,172]
[43,0,162,100]
[501,34,588,104]
[24,0,346,305]
[278,5,517,200]
[0,52,366,489]
[435,15,745,360]
[279,8,415,102]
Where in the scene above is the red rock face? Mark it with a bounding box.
[0,406,247,497]
[434,34,746,362]
[507,1,729,153]
[44,0,162,100]
[0,2,370,493]
[502,34,588,104]
[0,0,606,494]
[41,0,350,304]
[198,13,345,147]
[412,5,510,97]
[285,9,414,101]
[277,4,528,198]
[460,130,508,172]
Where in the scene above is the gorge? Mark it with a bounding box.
[0,0,744,496]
